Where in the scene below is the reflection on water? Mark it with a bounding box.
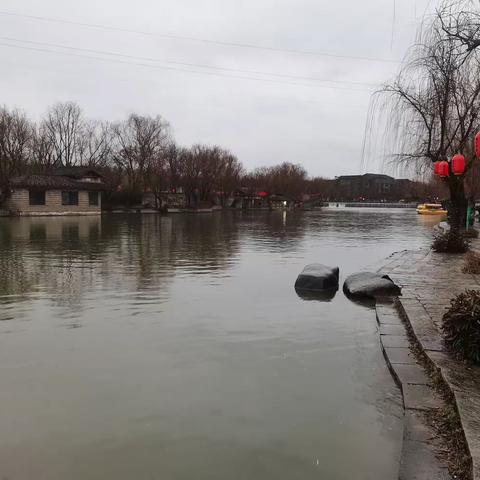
[0,209,436,480]
[295,287,338,302]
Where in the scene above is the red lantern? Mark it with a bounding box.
[438,160,449,177]
[433,161,441,175]
[475,132,480,157]
[451,153,465,175]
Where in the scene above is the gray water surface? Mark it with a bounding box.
[0,209,439,480]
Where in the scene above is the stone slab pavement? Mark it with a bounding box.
[380,247,480,480]
[376,302,451,479]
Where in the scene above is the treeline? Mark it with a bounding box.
[0,102,329,206]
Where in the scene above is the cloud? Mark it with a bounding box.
[0,0,432,177]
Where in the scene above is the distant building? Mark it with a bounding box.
[4,167,104,216]
[231,189,298,210]
[232,189,269,209]
[159,191,188,211]
[333,173,416,201]
[268,194,297,210]
[335,174,396,200]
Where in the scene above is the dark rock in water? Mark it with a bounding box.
[343,272,401,299]
[294,264,339,293]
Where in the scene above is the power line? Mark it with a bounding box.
[391,0,396,50]
[0,36,379,88]
[0,10,400,64]
[0,42,374,92]
[0,57,371,110]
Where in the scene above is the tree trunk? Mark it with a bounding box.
[447,175,467,233]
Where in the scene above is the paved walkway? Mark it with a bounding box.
[380,247,480,480]
[375,301,451,479]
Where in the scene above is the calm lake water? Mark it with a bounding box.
[0,208,440,480]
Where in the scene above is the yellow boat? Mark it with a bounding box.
[416,203,447,215]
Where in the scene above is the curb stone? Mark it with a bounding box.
[376,303,452,480]
[396,297,480,480]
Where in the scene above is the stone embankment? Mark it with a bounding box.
[378,247,480,480]
[341,202,417,208]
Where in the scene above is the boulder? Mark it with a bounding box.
[294,264,339,293]
[343,272,401,299]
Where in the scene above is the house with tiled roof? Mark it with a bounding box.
[3,167,104,216]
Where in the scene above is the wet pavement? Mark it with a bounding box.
[382,246,480,479]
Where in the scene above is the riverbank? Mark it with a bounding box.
[378,245,480,480]
[1,203,422,217]
[108,206,223,214]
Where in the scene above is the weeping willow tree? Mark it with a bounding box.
[366,0,480,235]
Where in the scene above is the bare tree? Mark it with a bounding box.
[31,124,55,170]
[437,1,480,52]
[0,107,33,203]
[194,145,226,202]
[243,166,270,194]
[305,176,334,199]
[164,143,182,189]
[268,162,307,199]
[41,102,84,167]
[145,149,170,208]
[178,147,202,206]
[77,120,113,167]
[174,145,244,207]
[244,162,307,199]
[366,1,480,233]
[112,114,171,192]
[0,100,246,211]
[217,151,244,206]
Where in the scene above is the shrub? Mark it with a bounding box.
[442,290,480,363]
[432,231,469,253]
[463,251,480,274]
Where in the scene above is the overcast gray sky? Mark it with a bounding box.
[0,0,434,177]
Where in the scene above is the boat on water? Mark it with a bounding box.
[416,203,447,215]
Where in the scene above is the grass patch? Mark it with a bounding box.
[425,405,472,480]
